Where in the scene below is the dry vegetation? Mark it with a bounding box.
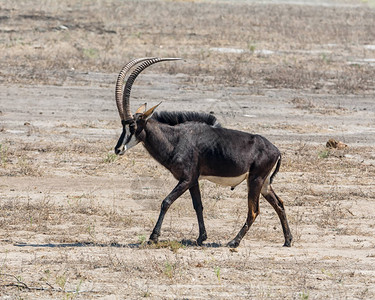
[1,0,375,92]
[1,0,375,299]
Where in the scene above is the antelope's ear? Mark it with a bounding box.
[143,102,162,120]
[135,103,147,114]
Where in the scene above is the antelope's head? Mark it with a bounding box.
[114,57,181,155]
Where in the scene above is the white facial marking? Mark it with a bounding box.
[117,124,140,155]
[124,134,139,151]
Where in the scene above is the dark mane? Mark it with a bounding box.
[152,111,221,127]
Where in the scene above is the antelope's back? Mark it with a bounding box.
[194,126,280,177]
[152,111,221,127]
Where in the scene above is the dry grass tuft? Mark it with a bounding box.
[1,0,374,93]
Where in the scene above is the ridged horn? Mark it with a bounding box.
[122,57,182,121]
[115,57,156,121]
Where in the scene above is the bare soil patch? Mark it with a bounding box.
[1,0,375,299]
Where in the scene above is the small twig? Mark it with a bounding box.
[346,208,354,216]
[45,281,58,290]
[1,273,29,289]
[3,283,53,291]
[0,273,95,294]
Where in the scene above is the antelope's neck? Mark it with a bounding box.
[142,121,176,166]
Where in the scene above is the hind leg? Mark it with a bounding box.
[227,175,263,248]
[261,183,293,247]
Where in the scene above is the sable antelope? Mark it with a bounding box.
[114,57,292,248]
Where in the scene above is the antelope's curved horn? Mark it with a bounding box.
[122,57,182,121]
[115,57,156,121]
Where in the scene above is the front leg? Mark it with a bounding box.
[189,183,207,246]
[149,180,190,244]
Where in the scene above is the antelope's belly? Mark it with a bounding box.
[199,173,248,187]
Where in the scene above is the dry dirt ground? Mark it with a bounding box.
[1,0,375,299]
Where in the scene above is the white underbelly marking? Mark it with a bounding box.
[199,173,249,187]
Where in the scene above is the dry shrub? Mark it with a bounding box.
[319,201,346,229]
[0,197,53,230]
[0,195,132,236]
[334,66,375,94]
[1,1,374,93]
[264,65,320,89]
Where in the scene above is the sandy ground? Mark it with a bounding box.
[1,0,375,299]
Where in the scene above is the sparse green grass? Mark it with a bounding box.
[138,234,147,245]
[300,290,310,300]
[142,290,151,298]
[83,48,99,59]
[103,153,118,163]
[56,273,67,290]
[163,261,176,279]
[318,149,331,159]
[214,266,221,283]
[87,222,96,239]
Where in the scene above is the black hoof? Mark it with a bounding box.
[283,241,292,247]
[197,233,207,246]
[148,233,159,244]
[227,240,240,248]
[283,236,293,247]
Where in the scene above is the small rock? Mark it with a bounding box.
[58,25,69,30]
[326,138,347,149]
